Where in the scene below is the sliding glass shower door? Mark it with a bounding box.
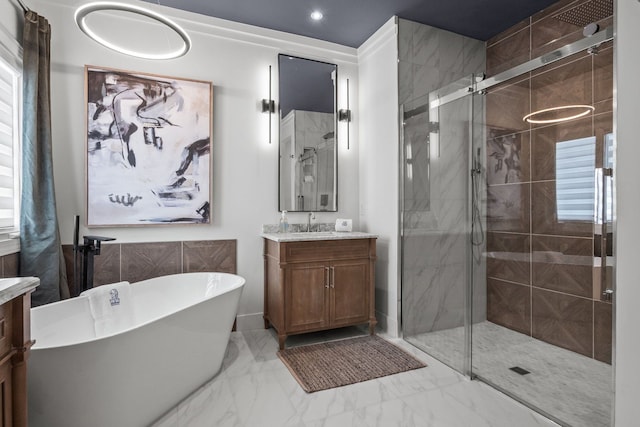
[401,75,481,374]
[401,32,614,427]
[472,44,614,427]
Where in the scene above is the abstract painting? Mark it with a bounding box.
[85,66,212,226]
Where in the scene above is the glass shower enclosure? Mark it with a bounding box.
[401,27,614,427]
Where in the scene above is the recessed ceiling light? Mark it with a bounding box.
[310,10,323,21]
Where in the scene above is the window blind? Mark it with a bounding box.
[0,57,18,229]
[555,136,596,222]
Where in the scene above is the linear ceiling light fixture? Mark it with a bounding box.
[523,104,595,124]
[74,1,191,60]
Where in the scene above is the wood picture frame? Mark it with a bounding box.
[84,65,212,226]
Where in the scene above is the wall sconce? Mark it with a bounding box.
[262,65,275,144]
[338,78,352,150]
[262,99,275,113]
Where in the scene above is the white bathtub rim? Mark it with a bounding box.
[31,272,245,350]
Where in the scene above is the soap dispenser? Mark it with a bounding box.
[279,210,289,233]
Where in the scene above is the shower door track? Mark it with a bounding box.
[429,26,613,110]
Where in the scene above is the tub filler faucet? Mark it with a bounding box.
[72,215,116,296]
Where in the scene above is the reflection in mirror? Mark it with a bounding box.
[278,54,337,212]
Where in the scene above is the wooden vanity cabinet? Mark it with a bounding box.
[0,288,34,427]
[263,237,377,349]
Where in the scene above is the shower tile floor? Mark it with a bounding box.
[152,327,558,427]
[405,321,612,427]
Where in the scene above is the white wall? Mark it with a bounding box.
[0,1,22,50]
[357,18,400,336]
[614,0,640,425]
[15,0,360,329]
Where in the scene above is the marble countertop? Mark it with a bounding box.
[0,276,39,305]
[261,231,378,242]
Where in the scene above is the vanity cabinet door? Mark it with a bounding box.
[329,259,370,327]
[285,262,329,333]
[0,361,11,427]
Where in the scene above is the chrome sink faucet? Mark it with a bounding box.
[307,212,315,232]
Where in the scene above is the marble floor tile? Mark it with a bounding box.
[408,321,612,427]
[152,327,559,427]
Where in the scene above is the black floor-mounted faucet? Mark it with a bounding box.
[72,215,115,295]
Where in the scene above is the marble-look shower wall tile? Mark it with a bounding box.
[411,63,436,102]
[487,18,530,47]
[530,116,593,182]
[594,43,613,114]
[531,3,612,59]
[532,235,593,298]
[531,287,593,357]
[402,199,466,233]
[431,105,470,201]
[486,78,530,135]
[484,0,613,364]
[486,183,530,233]
[594,301,612,364]
[402,262,466,336]
[486,131,530,185]
[463,37,487,76]
[472,249,487,323]
[398,60,414,106]
[529,49,589,80]
[412,23,440,67]
[531,0,581,23]
[403,117,430,211]
[183,240,236,274]
[594,112,613,169]
[487,278,531,335]
[486,27,530,76]
[397,19,414,62]
[486,232,530,285]
[398,18,483,106]
[530,13,582,58]
[438,30,466,88]
[433,199,467,233]
[531,181,592,237]
[121,242,182,283]
[403,232,467,269]
[530,56,592,126]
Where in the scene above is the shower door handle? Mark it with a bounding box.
[600,167,613,301]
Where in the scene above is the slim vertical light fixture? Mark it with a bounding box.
[261,65,275,144]
[338,78,352,150]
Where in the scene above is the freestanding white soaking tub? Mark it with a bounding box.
[28,272,245,427]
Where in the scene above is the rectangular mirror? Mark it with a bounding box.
[278,54,337,212]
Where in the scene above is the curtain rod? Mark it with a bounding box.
[16,0,30,13]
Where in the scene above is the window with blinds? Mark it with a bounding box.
[555,136,596,222]
[0,56,19,230]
